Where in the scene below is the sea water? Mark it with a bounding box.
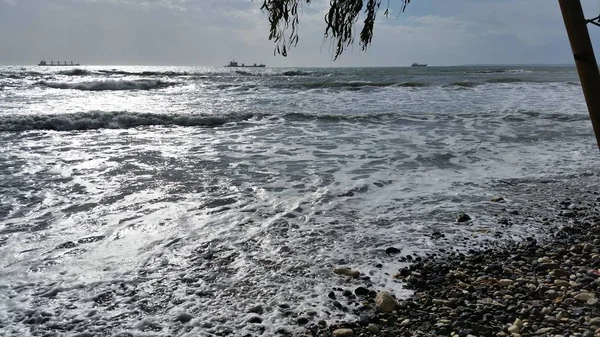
[0,65,598,336]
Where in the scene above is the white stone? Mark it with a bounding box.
[333,328,355,337]
[514,318,523,329]
[333,268,360,278]
[498,279,514,286]
[508,324,520,334]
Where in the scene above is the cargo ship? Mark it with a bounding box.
[225,60,266,68]
[38,60,80,66]
[411,63,427,67]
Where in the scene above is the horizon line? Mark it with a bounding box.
[0,63,577,68]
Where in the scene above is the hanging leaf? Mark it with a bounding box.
[259,0,411,59]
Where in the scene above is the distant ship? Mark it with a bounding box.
[225,60,266,68]
[411,63,427,67]
[38,60,80,66]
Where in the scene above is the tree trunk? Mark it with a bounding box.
[559,0,600,150]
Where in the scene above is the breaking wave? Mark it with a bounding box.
[444,81,479,88]
[464,69,532,74]
[57,69,95,76]
[0,111,254,132]
[269,81,429,90]
[485,78,528,84]
[39,79,178,91]
[280,70,312,76]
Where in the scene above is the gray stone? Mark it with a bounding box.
[375,291,398,313]
[582,330,594,337]
[553,269,570,278]
[432,299,448,306]
[574,292,595,302]
[367,324,379,334]
[174,312,193,323]
[248,305,264,315]
[589,317,600,325]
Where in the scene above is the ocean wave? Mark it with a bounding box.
[58,69,95,76]
[485,78,527,84]
[96,69,192,77]
[275,81,429,90]
[444,81,479,88]
[0,111,253,132]
[39,79,178,91]
[0,72,43,80]
[283,112,398,122]
[501,111,589,122]
[280,70,312,76]
[234,70,254,76]
[464,69,531,74]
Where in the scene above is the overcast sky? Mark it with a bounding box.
[1,0,599,67]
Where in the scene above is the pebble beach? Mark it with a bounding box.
[303,185,600,337]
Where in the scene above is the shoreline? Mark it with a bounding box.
[299,195,600,337]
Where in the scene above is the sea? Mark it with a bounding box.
[1,65,599,336]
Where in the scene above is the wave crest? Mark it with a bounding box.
[0,111,253,132]
[58,69,94,76]
[39,79,177,91]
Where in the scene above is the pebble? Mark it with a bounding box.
[174,312,193,323]
[375,291,397,313]
[508,324,520,334]
[552,269,570,278]
[456,212,471,222]
[385,247,401,255]
[333,268,360,278]
[498,279,514,286]
[366,324,379,333]
[332,328,354,337]
[536,327,553,334]
[574,292,595,302]
[297,317,309,325]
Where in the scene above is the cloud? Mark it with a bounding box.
[0,0,596,66]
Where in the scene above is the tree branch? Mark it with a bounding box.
[260,0,410,60]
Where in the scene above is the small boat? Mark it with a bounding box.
[38,60,80,66]
[225,60,266,68]
[411,63,427,67]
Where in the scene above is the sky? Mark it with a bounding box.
[0,0,599,67]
